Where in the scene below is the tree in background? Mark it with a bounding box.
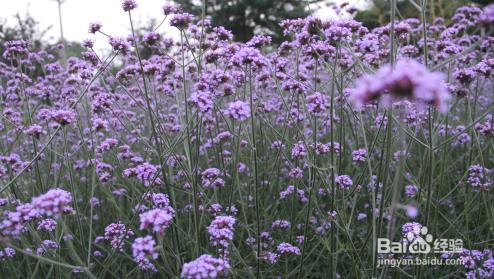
[0,13,48,55]
[0,12,83,75]
[355,0,494,28]
[177,0,321,43]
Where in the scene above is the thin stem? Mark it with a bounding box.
[248,65,261,278]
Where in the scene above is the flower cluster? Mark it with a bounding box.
[350,60,451,112]
[139,207,175,235]
[132,236,158,272]
[208,216,235,256]
[31,188,74,218]
[104,222,134,251]
[181,254,230,279]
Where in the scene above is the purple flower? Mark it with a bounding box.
[181,254,230,279]
[280,185,295,200]
[225,101,250,121]
[277,242,301,255]
[467,165,492,190]
[261,252,280,264]
[350,59,451,112]
[162,3,179,15]
[25,125,44,138]
[121,0,138,12]
[2,40,29,59]
[49,109,77,125]
[124,162,162,187]
[144,31,160,45]
[288,167,304,179]
[0,203,39,237]
[109,37,131,54]
[306,92,328,114]
[104,222,134,251]
[324,23,352,41]
[208,216,235,255]
[478,4,494,25]
[189,91,214,114]
[82,38,94,48]
[0,247,15,260]
[88,22,102,34]
[231,47,266,67]
[352,149,367,162]
[201,168,225,189]
[246,35,272,48]
[37,240,59,255]
[37,219,57,232]
[475,114,494,137]
[405,184,419,198]
[402,222,423,242]
[291,141,307,159]
[144,193,171,209]
[335,175,353,190]
[454,68,476,84]
[169,13,193,29]
[132,236,158,272]
[406,205,419,218]
[139,208,175,235]
[272,219,291,230]
[31,188,74,218]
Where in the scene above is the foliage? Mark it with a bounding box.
[176,0,321,43]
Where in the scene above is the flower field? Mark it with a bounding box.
[0,1,493,278]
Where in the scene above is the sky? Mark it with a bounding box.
[3,0,179,52]
[3,0,365,52]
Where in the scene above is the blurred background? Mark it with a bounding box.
[2,0,493,59]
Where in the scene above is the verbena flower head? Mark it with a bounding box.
[0,203,39,237]
[3,40,29,59]
[201,168,225,189]
[272,219,291,230]
[37,218,57,232]
[162,3,179,15]
[467,165,492,190]
[139,208,175,235]
[277,242,301,255]
[231,46,265,67]
[170,13,193,29]
[121,0,138,12]
[306,92,328,115]
[49,109,77,125]
[181,254,230,279]
[104,222,134,251]
[291,141,307,159]
[225,101,250,121]
[478,4,494,26]
[25,125,44,138]
[262,252,280,264]
[0,247,15,260]
[88,22,102,34]
[402,222,423,242]
[350,59,451,112]
[189,91,214,114]
[109,37,131,54]
[31,188,74,218]
[132,236,158,272]
[405,185,419,198]
[335,175,353,190]
[351,149,367,162]
[208,215,236,249]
